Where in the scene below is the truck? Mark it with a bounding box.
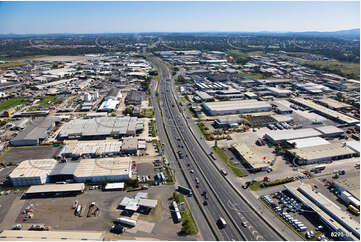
[311,166,326,172]
[177,185,193,196]
[217,217,227,228]
[114,217,137,227]
[172,201,182,223]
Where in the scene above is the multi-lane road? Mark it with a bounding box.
[148,55,288,241]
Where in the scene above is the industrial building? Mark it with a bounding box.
[104,88,122,101]
[290,98,359,126]
[97,99,119,112]
[104,182,125,191]
[314,125,344,138]
[267,87,292,97]
[194,91,214,102]
[10,117,61,146]
[214,118,242,128]
[0,230,103,241]
[287,137,330,149]
[24,183,85,198]
[125,90,142,105]
[119,192,158,213]
[48,162,79,183]
[9,159,57,187]
[232,143,269,172]
[287,143,358,165]
[122,139,138,155]
[264,128,322,144]
[58,116,145,140]
[346,141,360,156]
[58,141,122,158]
[317,98,351,110]
[202,100,272,116]
[73,157,132,183]
[285,182,359,240]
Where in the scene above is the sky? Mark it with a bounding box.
[0,1,359,34]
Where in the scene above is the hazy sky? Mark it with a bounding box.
[0,1,359,34]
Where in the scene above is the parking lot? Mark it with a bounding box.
[2,146,62,164]
[262,190,329,240]
[8,185,187,240]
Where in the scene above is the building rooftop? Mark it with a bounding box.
[104,182,125,190]
[292,98,359,125]
[318,98,351,109]
[203,100,271,112]
[26,183,85,194]
[265,128,322,142]
[289,143,357,161]
[314,125,344,135]
[9,159,57,179]
[0,230,102,241]
[346,141,360,154]
[73,157,131,178]
[288,137,330,149]
[232,143,269,169]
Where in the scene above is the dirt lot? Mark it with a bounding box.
[13,185,192,240]
[2,146,62,164]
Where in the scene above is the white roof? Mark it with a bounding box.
[73,157,131,178]
[346,141,360,153]
[265,128,322,142]
[138,198,158,208]
[104,182,124,190]
[314,125,344,135]
[0,230,103,241]
[288,137,330,148]
[9,159,57,179]
[204,100,271,112]
[26,183,85,194]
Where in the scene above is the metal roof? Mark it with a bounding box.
[138,198,158,208]
[26,183,85,194]
[104,182,124,190]
[288,137,330,149]
[265,128,322,142]
[49,162,79,176]
[9,159,57,179]
[0,230,102,241]
[314,125,344,135]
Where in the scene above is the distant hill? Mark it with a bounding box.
[0,29,359,40]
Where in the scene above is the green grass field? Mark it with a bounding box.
[0,98,26,111]
[37,96,56,106]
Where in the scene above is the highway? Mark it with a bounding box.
[149,55,285,241]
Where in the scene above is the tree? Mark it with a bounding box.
[124,107,133,116]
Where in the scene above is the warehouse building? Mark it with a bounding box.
[264,128,322,144]
[104,88,122,101]
[317,98,351,111]
[287,137,330,149]
[232,143,269,172]
[346,141,360,156]
[0,230,103,241]
[202,100,272,116]
[285,182,359,240]
[58,116,145,140]
[48,162,79,183]
[194,91,214,102]
[98,99,120,112]
[58,141,122,158]
[287,143,358,165]
[314,125,344,138]
[125,90,142,105]
[10,117,61,146]
[267,87,292,97]
[24,183,85,198]
[9,159,57,187]
[73,157,132,183]
[290,98,359,126]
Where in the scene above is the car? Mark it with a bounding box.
[190,170,194,174]
[315,225,323,231]
[203,200,208,206]
[241,222,247,227]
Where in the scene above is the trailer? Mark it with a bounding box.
[177,185,193,196]
[172,201,182,223]
[114,217,137,227]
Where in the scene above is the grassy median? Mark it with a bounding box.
[213,146,247,177]
[173,192,198,235]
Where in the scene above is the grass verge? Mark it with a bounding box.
[213,146,247,177]
[0,98,26,112]
[173,192,198,235]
